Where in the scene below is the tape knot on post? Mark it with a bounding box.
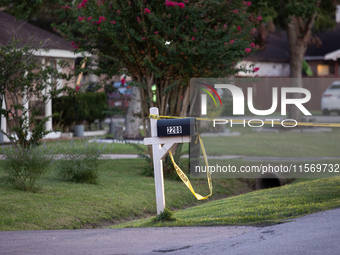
[149,114,160,120]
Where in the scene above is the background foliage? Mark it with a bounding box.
[54,0,261,166]
[55,0,260,117]
[53,92,107,131]
[0,39,71,148]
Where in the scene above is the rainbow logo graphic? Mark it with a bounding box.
[196,82,222,107]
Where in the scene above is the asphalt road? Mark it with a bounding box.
[169,207,340,255]
[1,208,340,255]
[0,225,254,255]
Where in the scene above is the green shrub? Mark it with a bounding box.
[1,145,53,192]
[153,207,176,222]
[52,95,79,130]
[79,92,107,127]
[52,92,107,131]
[55,141,103,184]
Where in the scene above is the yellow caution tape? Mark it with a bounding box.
[150,114,211,121]
[229,119,340,128]
[168,134,212,200]
[149,115,340,128]
[149,114,160,120]
[150,113,340,200]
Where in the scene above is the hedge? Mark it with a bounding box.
[53,92,107,131]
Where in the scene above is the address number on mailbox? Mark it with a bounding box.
[167,126,182,135]
[157,118,197,137]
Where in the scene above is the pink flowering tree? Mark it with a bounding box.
[55,0,260,154]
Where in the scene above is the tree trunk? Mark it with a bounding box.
[286,14,317,121]
[124,86,142,139]
[137,70,191,163]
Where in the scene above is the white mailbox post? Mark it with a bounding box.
[143,107,192,214]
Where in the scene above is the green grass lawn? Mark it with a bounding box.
[0,139,147,155]
[1,127,339,231]
[185,127,340,157]
[0,127,335,157]
[114,176,340,228]
[1,157,339,231]
[0,159,251,231]
[43,127,340,158]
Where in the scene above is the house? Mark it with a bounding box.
[234,9,340,112]
[0,11,83,141]
[237,23,340,78]
[304,24,340,77]
[237,30,291,77]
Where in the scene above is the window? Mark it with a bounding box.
[317,64,330,76]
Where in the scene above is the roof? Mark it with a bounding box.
[305,23,340,58]
[0,11,74,52]
[247,31,290,63]
[325,49,340,60]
